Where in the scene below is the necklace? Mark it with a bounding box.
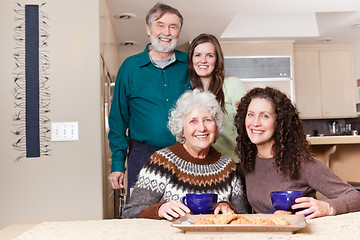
[257,152,273,159]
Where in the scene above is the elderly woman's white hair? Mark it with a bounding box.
[168,89,224,143]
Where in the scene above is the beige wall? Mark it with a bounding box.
[0,0,103,228]
[353,41,360,107]
[354,41,360,80]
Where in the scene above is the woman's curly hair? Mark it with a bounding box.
[234,87,313,179]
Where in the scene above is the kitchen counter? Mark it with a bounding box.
[307,135,360,145]
[0,224,35,240]
[307,135,360,182]
[5,212,360,240]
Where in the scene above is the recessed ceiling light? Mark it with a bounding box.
[120,41,136,46]
[114,13,136,20]
[319,38,332,42]
[351,23,360,28]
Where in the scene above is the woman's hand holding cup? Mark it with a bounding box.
[292,197,334,220]
[158,200,190,221]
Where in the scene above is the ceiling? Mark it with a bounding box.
[107,0,360,61]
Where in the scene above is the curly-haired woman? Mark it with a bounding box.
[234,87,360,219]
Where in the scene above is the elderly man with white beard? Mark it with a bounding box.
[108,3,191,203]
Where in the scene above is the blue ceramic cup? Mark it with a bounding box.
[270,191,304,213]
[182,193,218,214]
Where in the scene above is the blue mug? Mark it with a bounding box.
[182,193,218,214]
[270,191,304,213]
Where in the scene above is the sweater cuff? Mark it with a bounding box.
[110,158,125,173]
[215,201,237,214]
[323,200,337,215]
[139,201,166,220]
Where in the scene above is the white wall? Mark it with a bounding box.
[0,0,103,228]
[353,41,360,106]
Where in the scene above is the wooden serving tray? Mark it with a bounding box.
[171,214,306,233]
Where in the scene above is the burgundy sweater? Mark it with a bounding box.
[246,156,360,214]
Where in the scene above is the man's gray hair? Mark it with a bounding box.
[146,3,183,29]
[168,89,224,143]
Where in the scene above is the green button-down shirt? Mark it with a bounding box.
[108,44,191,172]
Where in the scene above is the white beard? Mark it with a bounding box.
[149,33,178,53]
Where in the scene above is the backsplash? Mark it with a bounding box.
[302,118,360,136]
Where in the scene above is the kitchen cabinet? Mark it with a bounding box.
[221,41,295,100]
[294,45,356,118]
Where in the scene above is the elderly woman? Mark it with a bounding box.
[122,89,249,220]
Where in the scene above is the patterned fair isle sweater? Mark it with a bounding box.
[122,142,250,219]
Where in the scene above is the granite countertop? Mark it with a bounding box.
[307,135,360,145]
[9,211,360,240]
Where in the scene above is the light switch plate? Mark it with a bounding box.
[51,122,79,141]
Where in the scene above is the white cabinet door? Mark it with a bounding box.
[294,45,356,119]
[320,50,356,118]
[294,50,322,118]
